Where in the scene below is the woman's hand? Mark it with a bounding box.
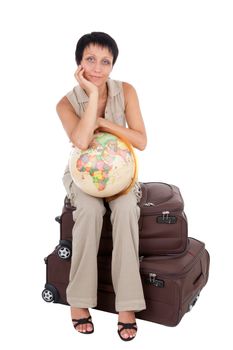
[74,66,98,96]
[93,117,104,134]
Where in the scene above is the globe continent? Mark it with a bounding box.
[69,132,136,197]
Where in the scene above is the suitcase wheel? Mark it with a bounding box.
[55,216,61,223]
[42,284,59,303]
[188,293,200,311]
[56,240,72,260]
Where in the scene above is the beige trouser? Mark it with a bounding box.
[64,172,146,312]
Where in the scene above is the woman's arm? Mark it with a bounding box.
[56,66,99,150]
[97,82,147,151]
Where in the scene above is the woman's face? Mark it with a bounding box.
[80,44,113,87]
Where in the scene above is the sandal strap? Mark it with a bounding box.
[118,322,137,332]
[72,316,93,329]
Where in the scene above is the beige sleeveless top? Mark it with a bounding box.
[62,78,142,203]
[66,78,126,126]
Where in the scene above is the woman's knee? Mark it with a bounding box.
[73,198,106,221]
[71,184,106,216]
[110,201,140,224]
[109,191,138,212]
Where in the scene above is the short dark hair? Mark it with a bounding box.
[75,32,119,66]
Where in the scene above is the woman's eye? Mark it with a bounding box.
[103,59,111,65]
[87,57,95,62]
[86,57,111,65]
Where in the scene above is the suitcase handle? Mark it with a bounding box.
[139,182,175,207]
[193,273,204,288]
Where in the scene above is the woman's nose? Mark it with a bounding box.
[93,62,102,72]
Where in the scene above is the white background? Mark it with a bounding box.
[0,0,232,348]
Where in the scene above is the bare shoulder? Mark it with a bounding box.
[56,96,74,111]
[122,82,139,107]
[122,81,137,94]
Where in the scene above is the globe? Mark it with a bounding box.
[69,132,137,198]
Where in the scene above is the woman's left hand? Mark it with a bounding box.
[93,117,104,133]
[95,117,105,131]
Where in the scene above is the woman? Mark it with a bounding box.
[56,32,147,341]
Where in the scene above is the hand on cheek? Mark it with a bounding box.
[80,64,89,79]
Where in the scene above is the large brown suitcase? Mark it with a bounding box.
[56,182,188,258]
[42,238,210,327]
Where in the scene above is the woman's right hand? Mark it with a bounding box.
[74,66,98,96]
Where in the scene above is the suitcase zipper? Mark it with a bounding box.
[141,182,184,210]
[149,272,157,283]
[141,206,184,216]
[147,272,165,287]
[140,208,186,225]
[143,202,155,207]
[140,245,206,280]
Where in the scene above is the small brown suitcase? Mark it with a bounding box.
[56,182,188,258]
[42,238,210,326]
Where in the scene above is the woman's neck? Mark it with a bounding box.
[98,82,108,100]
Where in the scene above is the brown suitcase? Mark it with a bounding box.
[42,238,210,326]
[56,182,188,258]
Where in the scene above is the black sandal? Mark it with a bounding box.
[72,316,94,334]
[117,322,137,341]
